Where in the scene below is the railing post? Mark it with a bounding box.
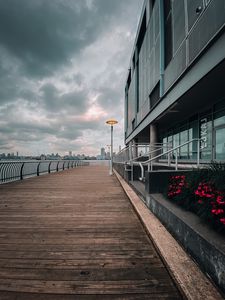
[175,150,178,171]
[168,151,171,166]
[131,162,133,182]
[56,161,59,172]
[197,139,200,167]
[37,162,41,176]
[128,143,132,161]
[20,163,25,180]
[48,161,51,174]
[139,162,144,181]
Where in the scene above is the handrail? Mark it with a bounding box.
[132,138,201,180]
[114,142,171,163]
[0,160,89,184]
[126,144,171,164]
[116,142,170,156]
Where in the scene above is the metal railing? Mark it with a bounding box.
[114,139,203,181]
[0,160,89,184]
[114,143,170,163]
[134,138,201,180]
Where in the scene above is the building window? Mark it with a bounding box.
[149,0,156,17]
[127,69,131,89]
[137,10,146,53]
[132,119,136,131]
[125,91,128,130]
[189,120,199,159]
[164,0,173,68]
[214,109,225,127]
[132,54,135,73]
[213,109,225,161]
[180,128,188,158]
[173,132,180,157]
[172,0,185,53]
[136,60,139,113]
[187,0,203,31]
[149,82,160,108]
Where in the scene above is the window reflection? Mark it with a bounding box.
[215,127,225,160]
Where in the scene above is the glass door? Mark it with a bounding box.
[214,126,225,161]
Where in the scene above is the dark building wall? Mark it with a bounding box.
[126,0,161,138]
[125,0,225,150]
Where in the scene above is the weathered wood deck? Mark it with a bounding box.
[0,165,182,299]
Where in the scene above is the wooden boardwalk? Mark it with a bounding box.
[0,165,182,299]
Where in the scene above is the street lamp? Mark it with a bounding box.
[106,119,118,175]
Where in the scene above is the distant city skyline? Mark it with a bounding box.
[0,0,144,156]
[0,144,118,160]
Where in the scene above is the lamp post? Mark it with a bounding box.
[106,119,118,175]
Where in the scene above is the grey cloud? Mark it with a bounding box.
[0,140,13,150]
[0,0,133,77]
[0,47,41,106]
[40,83,89,113]
[0,0,144,154]
[63,73,85,86]
[0,51,19,104]
[96,87,122,110]
[0,117,58,139]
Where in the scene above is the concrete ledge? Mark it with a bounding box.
[114,170,224,300]
[145,170,209,194]
[146,193,225,295]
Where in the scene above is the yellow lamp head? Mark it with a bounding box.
[106,119,118,126]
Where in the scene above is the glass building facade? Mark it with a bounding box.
[159,98,225,161]
[124,0,225,162]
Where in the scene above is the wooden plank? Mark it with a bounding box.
[0,165,182,298]
[0,266,175,281]
[0,291,181,300]
[0,250,154,260]
[0,257,162,269]
[0,279,178,294]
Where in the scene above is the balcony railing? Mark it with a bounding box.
[0,160,89,184]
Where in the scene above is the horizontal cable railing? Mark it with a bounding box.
[0,160,89,184]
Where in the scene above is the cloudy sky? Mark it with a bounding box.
[0,0,144,156]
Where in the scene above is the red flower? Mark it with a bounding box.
[216,195,225,205]
[220,218,225,225]
[168,175,186,198]
[205,194,213,198]
[211,208,224,215]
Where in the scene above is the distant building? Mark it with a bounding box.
[125,0,225,162]
[100,147,106,160]
[40,154,46,160]
[0,153,6,159]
